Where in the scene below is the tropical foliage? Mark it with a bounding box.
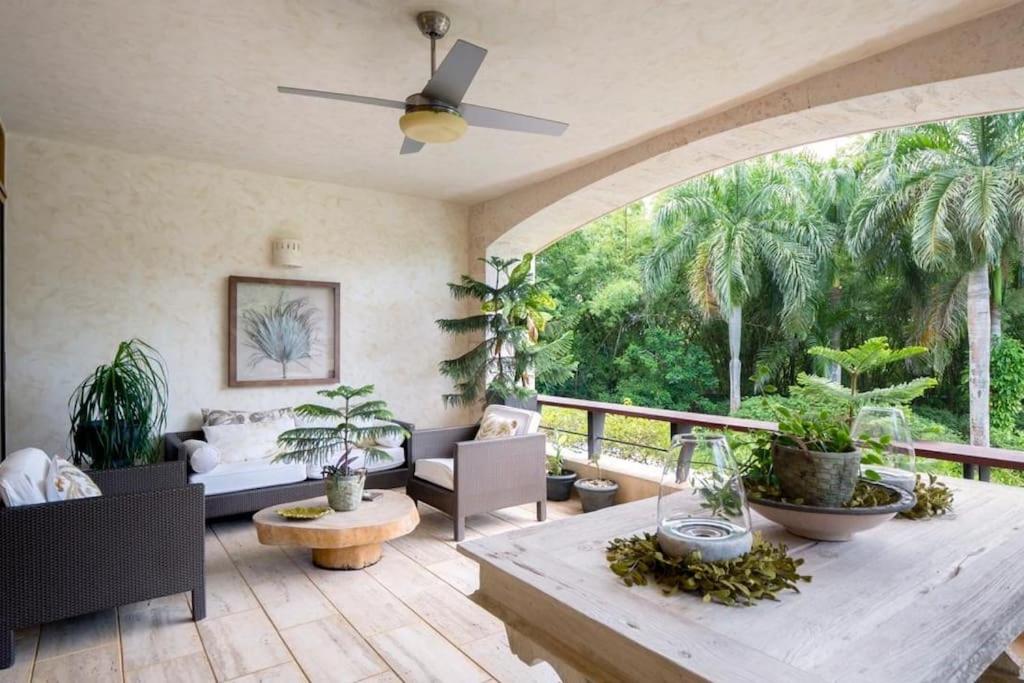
[69,339,168,469]
[273,384,407,479]
[437,253,575,407]
[242,294,318,379]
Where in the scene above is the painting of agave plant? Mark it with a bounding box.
[229,276,340,387]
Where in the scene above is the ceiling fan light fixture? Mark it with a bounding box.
[399,108,468,144]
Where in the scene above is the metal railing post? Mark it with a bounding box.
[587,410,605,459]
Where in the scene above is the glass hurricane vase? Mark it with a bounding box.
[851,406,916,492]
[657,433,753,563]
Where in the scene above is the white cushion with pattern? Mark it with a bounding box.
[482,404,541,435]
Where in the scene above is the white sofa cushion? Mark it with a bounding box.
[45,456,101,501]
[189,459,307,496]
[0,448,50,506]
[201,407,293,426]
[304,446,406,479]
[475,413,518,441]
[190,445,221,474]
[414,457,455,491]
[202,416,295,464]
[483,404,541,435]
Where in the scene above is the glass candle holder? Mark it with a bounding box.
[852,406,916,492]
[657,432,753,562]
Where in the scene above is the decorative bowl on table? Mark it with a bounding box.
[277,506,333,521]
[748,480,915,541]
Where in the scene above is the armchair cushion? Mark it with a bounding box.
[475,413,518,440]
[45,457,101,501]
[414,457,455,490]
[482,404,541,435]
[0,448,50,507]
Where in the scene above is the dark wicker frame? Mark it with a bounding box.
[0,460,205,669]
[406,425,547,541]
[165,420,414,519]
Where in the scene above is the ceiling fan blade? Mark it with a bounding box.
[460,103,569,137]
[400,137,425,155]
[421,40,487,106]
[277,86,406,110]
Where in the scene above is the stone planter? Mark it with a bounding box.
[575,478,619,512]
[325,471,366,511]
[772,443,861,507]
[546,470,577,501]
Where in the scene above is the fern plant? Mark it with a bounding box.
[437,253,575,407]
[794,337,938,422]
[273,384,408,479]
[69,339,168,469]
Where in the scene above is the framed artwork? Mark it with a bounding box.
[228,275,340,387]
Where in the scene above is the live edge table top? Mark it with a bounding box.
[458,477,1024,683]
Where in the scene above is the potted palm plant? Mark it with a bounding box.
[545,430,577,501]
[273,384,408,511]
[69,339,168,469]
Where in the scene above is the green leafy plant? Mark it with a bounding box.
[242,293,319,380]
[772,405,856,453]
[273,384,408,479]
[902,474,955,519]
[437,253,576,407]
[795,337,937,422]
[69,339,168,469]
[606,532,810,606]
[988,336,1024,431]
[546,429,569,475]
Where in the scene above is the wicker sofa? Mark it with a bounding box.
[0,460,205,669]
[165,419,414,519]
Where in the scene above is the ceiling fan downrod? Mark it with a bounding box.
[416,10,451,76]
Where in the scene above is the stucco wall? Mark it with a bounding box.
[5,135,474,455]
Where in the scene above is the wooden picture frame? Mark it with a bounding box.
[228,275,340,387]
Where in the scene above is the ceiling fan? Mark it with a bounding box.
[277,10,569,155]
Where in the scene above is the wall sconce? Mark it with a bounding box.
[271,238,302,267]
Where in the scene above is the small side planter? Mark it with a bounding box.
[575,478,619,513]
[772,444,861,507]
[546,470,577,501]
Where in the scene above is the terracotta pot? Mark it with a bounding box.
[325,471,366,511]
[772,443,861,507]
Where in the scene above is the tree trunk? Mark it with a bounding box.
[991,264,1003,340]
[827,285,843,383]
[728,305,742,414]
[966,263,991,450]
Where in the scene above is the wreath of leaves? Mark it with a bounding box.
[606,532,810,606]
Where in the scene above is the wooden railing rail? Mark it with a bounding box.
[537,394,1019,481]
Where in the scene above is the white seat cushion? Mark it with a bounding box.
[483,405,541,435]
[304,446,406,479]
[414,457,455,491]
[189,459,306,496]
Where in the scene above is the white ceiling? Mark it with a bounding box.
[0,0,1012,203]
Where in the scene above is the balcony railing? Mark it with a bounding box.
[537,394,1024,481]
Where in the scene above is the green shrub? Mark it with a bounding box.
[990,337,1024,431]
[610,328,718,412]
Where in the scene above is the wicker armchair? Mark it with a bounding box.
[406,418,547,541]
[0,460,205,669]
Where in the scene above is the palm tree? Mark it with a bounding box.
[644,159,817,413]
[849,114,1024,449]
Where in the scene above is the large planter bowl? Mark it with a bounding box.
[749,480,915,541]
[772,443,862,507]
[575,479,618,513]
[546,470,577,501]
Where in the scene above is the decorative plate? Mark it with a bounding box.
[277,506,332,521]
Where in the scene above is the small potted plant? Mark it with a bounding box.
[771,406,861,507]
[574,451,619,513]
[273,384,408,512]
[545,430,577,501]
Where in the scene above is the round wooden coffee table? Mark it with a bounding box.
[253,490,419,570]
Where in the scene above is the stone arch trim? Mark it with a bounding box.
[469,2,1024,264]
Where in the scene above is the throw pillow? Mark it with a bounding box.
[45,456,102,502]
[475,414,518,441]
[190,445,221,474]
[202,415,295,464]
[0,448,50,506]
[201,407,294,426]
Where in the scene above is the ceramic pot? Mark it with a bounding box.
[546,470,577,501]
[575,479,619,512]
[772,443,861,507]
[325,471,366,511]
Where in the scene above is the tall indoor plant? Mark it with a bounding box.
[273,384,408,511]
[69,339,168,469]
[436,253,574,407]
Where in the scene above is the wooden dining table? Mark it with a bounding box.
[458,476,1024,682]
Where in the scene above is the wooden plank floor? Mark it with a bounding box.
[1,492,578,683]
